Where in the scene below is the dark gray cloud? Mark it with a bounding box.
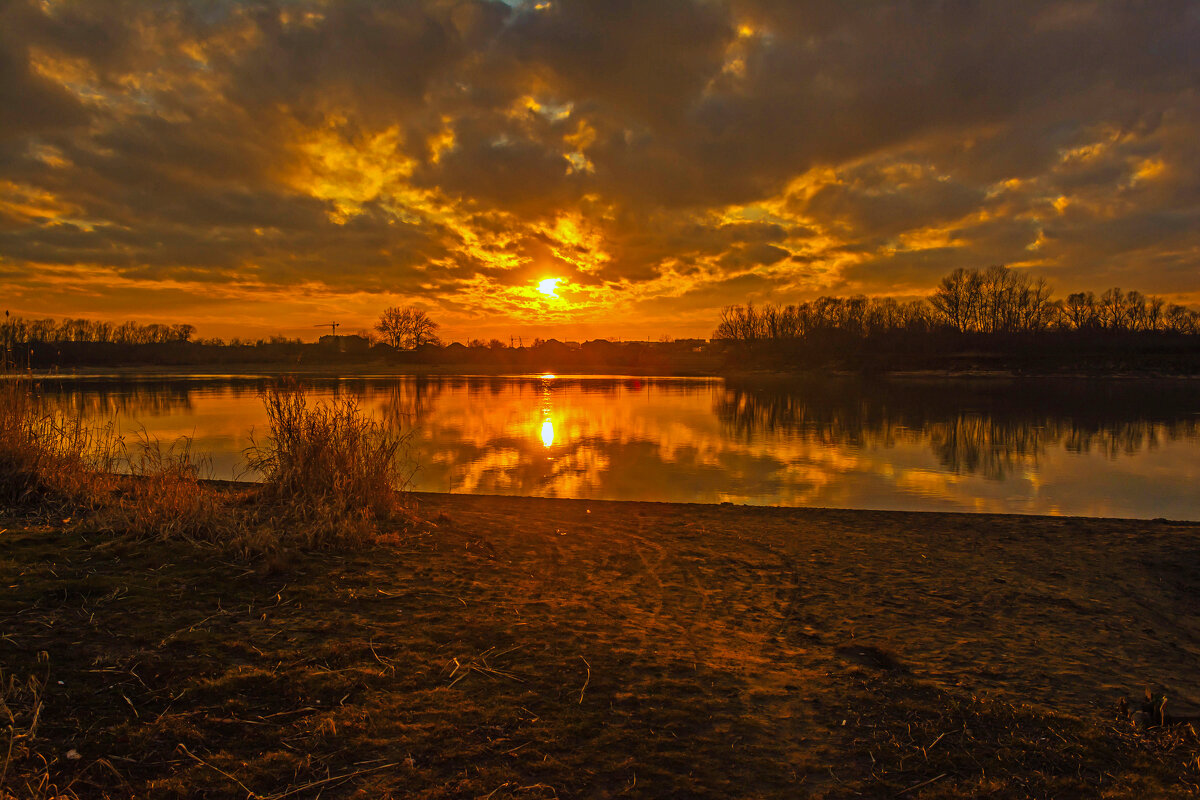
[0,0,1197,338]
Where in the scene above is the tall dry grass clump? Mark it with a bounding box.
[0,378,118,513]
[103,430,237,544]
[245,384,415,546]
[2,378,419,555]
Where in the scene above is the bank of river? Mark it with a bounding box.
[3,494,1198,797]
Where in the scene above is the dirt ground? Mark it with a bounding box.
[2,494,1199,798]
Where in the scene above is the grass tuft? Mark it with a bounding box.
[102,430,238,545]
[244,383,416,547]
[0,377,118,513]
[2,379,419,556]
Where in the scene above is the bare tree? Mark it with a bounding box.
[1061,292,1097,330]
[376,306,441,349]
[1167,304,1200,334]
[1147,296,1166,331]
[930,268,973,332]
[1099,287,1126,330]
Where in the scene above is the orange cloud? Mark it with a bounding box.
[0,0,1197,341]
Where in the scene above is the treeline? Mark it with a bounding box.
[932,266,1199,334]
[1,321,718,375]
[0,311,328,369]
[716,296,934,340]
[0,314,199,347]
[0,315,316,350]
[716,265,1200,342]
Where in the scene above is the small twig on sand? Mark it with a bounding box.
[368,641,396,677]
[177,743,258,798]
[446,646,526,687]
[578,656,591,704]
[2,731,15,788]
[482,781,513,800]
[896,772,948,796]
[264,762,399,799]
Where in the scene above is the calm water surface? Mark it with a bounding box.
[35,374,1200,520]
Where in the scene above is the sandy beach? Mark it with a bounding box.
[2,494,1198,797]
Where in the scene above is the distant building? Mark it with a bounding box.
[318,334,370,353]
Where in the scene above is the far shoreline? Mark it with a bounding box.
[11,361,1200,381]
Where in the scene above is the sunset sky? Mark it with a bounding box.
[2,0,1198,342]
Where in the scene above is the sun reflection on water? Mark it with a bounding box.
[540,373,556,448]
[34,376,1200,519]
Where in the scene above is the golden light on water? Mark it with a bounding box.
[540,371,556,447]
[537,278,560,296]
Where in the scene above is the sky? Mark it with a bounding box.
[1,0,1198,342]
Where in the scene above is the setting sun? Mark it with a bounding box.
[3,3,1200,796]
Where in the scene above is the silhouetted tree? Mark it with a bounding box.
[930,268,976,332]
[375,306,441,349]
[713,266,1199,360]
[1167,304,1200,334]
[1060,292,1097,330]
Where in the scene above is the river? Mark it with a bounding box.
[30,373,1200,520]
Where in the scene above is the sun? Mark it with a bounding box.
[537,277,560,296]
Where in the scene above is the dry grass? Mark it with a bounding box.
[0,378,118,513]
[101,430,240,546]
[828,670,1200,798]
[2,380,418,556]
[244,383,416,547]
[0,653,77,800]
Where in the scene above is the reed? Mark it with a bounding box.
[2,379,417,554]
[105,430,236,544]
[244,383,415,547]
[0,377,118,512]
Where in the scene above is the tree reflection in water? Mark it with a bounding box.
[716,378,1200,480]
[379,377,443,429]
[36,380,194,418]
[20,374,1200,517]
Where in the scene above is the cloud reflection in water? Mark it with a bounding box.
[32,375,1200,520]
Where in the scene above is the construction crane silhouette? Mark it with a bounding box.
[314,322,340,336]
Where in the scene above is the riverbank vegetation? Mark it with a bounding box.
[0,377,119,512]
[0,378,415,555]
[245,385,415,546]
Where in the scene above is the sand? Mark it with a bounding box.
[1,494,1198,797]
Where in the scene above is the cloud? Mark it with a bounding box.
[0,0,1196,340]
